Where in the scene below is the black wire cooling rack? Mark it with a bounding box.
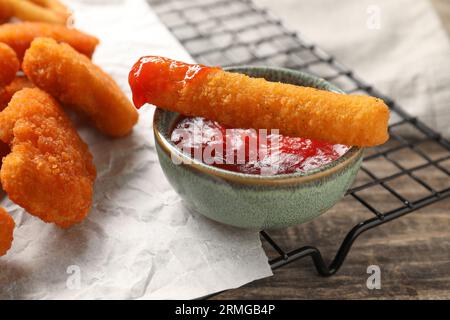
[147,0,450,277]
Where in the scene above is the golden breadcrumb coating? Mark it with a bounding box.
[23,37,138,137]
[0,42,19,87]
[0,207,14,256]
[0,22,98,60]
[0,76,34,110]
[0,88,96,228]
[182,71,390,146]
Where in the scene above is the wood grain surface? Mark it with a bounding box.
[213,2,450,298]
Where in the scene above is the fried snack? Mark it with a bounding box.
[0,0,67,24]
[0,0,13,23]
[0,76,34,110]
[0,141,9,168]
[0,207,14,256]
[129,56,390,147]
[29,0,70,20]
[0,88,96,228]
[0,76,32,174]
[0,141,9,156]
[0,22,98,60]
[0,43,20,87]
[23,38,139,137]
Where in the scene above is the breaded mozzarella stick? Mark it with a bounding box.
[129,56,389,146]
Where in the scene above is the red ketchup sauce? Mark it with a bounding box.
[128,56,218,109]
[171,117,349,175]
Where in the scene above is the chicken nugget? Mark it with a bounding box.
[129,56,390,147]
[0,22,98,60]
[0,76,34,110]
[0,88,96,228]
[0,141,9,167]
[23,37,138,137]
[1,77,33,167]
[0,76,32,177]
[0,42,20,87]
[0,77,34,166]
[0,207,14,257]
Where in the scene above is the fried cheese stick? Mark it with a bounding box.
[23,37,138,137]
[0,22,98,60]
[28,0,71,21]
[0,0,68,24]
[0,88,96,228]
[129,56,390,147]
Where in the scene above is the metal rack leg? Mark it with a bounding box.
[269,207,414,276]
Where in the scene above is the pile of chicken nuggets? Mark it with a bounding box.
[0,1,139,256]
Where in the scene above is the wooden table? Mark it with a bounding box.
[215,1,450,299]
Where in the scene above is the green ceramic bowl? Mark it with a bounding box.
[153,66,364,229]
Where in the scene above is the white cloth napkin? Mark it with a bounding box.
[0,0,272,300]
[255,0,450,137]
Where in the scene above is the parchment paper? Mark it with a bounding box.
[0,0,272,299]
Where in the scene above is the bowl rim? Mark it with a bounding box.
[153,66,363,186]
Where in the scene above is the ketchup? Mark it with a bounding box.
[128,56,218,109]
[171,117,349,175]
